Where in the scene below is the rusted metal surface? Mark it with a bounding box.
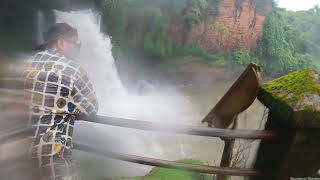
[202,63,262,128]
[74,142,260,177]
[79,115,274,140]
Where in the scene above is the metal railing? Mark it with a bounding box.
[74,115,275,177]
[74,141,260,177]
[0,78,275,177]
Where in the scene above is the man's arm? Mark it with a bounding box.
[70,71,99,116]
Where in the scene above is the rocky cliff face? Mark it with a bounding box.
[168,0,273,52]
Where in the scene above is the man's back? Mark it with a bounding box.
[22,49,98,179]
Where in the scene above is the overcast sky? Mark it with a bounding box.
[276,0,320,11]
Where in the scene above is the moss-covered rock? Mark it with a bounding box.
[252,69,320,180]
[118,159,213,180]
[258,69,320,127]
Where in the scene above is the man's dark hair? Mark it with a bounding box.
[35,23,78,51]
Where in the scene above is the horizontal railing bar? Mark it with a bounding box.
[0,79,24,89]
[74,142,260,176]
[79,115,274,140]
[0,127,31,144]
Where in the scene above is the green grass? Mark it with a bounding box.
[119,159,213,180]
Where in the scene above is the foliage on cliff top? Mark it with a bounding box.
[183,0,221,28]
[97,0,320,77]
[120,159,213,180]
[255,7,317,76]
[96,0,222,61]
[255,0,272,15]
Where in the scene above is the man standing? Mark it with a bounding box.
[22,23,99,180]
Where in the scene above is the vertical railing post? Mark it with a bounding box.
[217,119,238,180]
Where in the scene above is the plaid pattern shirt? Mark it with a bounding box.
[22,49,98,163]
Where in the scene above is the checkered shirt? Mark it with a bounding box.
[22,49,99,163]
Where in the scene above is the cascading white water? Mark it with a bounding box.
[54,10,126,99]
[52,10,208,177]
[50,10,266,179]
[53,10,199,122]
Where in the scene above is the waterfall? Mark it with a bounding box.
[52,9,198,122]
[54,10,126,100]
[50,9,207,178]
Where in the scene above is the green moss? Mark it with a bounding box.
[258,69,320,126]
[263,69,320,105]
[120,159,213,180]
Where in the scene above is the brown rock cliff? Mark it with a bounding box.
[168,0,273,52]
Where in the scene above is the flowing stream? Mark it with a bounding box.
[52,10,267,179]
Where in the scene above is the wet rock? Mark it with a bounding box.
[252,69,320,180]
[258,69,320,127]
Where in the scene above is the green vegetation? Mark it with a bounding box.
[77,154,214,180]
[143,9,173,58]
[258,69,320,125]
[209,22,230,36]
[255,69,320,180]
[173,47,228,62]
[255,0,271,14]
[232,50,260,66]
[120,159,213,180]
[255,7,316,75]
[4,0,319,77]
[187,6,320,76]
[183,0,221,28]
[97,0,175,60]
[262,69,320,106]
[97,0,222,62]
[97,0,320,77]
